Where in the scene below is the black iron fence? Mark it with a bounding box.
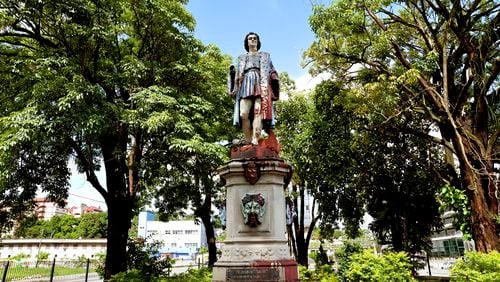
[0,257,100,282]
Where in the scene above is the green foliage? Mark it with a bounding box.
[335,241,362,281]
[94,252,107,278]
[15,213,108,239]
[110,269,150,282]
[306,0,499,252]
[164,267,212,282]
[36,251,50,261]
[299,265,338,282]
[0,0,232,276]
[345,250,415,282]
[11,253,29,261]
[125,238,173,282]
[313,244,330,267]
[438,185,472,240]
[450,251,500,282]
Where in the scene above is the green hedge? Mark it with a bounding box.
[345,250,415,281]
[450,251,500,282]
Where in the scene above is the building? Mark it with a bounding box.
[68,204,104,218]
[34,198,68,220]
[430,211,475,257]
[0,239,107,259]
[138,211,207,260]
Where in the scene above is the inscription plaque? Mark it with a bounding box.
[227,268,279,281]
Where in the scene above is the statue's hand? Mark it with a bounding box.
[228,90,235,97]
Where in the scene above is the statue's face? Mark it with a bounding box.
[247,34,258,51]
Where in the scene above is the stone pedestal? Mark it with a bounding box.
[212,157,298,282]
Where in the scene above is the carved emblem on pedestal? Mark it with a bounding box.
[243,161,261,185]
[241,193,266,227]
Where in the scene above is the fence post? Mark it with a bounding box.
[1,260,10,282]
[49,255,57,282]
[85,258,90,282]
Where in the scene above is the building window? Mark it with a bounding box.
[173,230,183,235]
[171,243,177,247]
[185,243,197,248]
[165,230,171,235]
[185,230,198,235]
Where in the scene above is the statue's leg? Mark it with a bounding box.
[239,98,253,144]
[252,98,262,145]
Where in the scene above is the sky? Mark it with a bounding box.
[66,0,330,208]
[186,0,330,90]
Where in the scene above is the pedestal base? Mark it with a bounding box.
[212,259,299,282]
[215,141,297,282]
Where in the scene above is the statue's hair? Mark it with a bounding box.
[244,32,261,52]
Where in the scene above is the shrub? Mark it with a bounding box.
[110,269,156,282]
[335,241,362,281]
[299,264,338,281]
[345,249,415,281]
[164,267,212,281]
[450,251,500,282]
[36,251,49,260]
[125,238,173,281]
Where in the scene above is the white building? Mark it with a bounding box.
[138,211,207,260]
[0,239,107,259]
[34,198,68,220]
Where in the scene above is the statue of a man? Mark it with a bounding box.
[228,32,279,145]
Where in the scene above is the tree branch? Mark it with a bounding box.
[69,138,108,201]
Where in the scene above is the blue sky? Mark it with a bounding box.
[186,0,328,82]
[67,0,329,208]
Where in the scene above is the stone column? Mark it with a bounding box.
[212,157,298,282]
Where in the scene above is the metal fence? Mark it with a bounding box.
[0,258,100,282]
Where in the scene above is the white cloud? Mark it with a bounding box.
[295,72,331,91]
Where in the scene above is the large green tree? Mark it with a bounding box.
[279,77,447,263]
[306,0,499,252]
[276,92,320,267]
[0,0,230,279]
[15,212,108,239]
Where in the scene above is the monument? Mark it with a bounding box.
[212,32,298,282]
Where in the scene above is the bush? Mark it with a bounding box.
[164,267,212,282]
[345,249,415,281]
[299,264,337,281]
[36,251,49,260]
[110,269,157,282]
[450,251,500,282]
[125,238,173,281]
[335,241,362,281]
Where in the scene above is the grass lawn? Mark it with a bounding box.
[4,266,94,281]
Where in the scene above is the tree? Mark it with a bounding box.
[78,212,108,238]
[276,92,321,267]
[306,0,499,251]
[279,75,446,261]
[0,0,231,279]
[15,213,108,239]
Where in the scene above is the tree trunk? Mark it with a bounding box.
[100,133,134,280]
[463,166,499,252]
[200,214,217,266]
[104,196,133,280]
[292,186,309,267]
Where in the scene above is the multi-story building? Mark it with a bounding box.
[68,204,104,218]
[34,198,68,220]
[430,210,475,257]
[138,211,207,260]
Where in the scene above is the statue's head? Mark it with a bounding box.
[244,32,261,52]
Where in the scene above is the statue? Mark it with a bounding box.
[228,32,280,146]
